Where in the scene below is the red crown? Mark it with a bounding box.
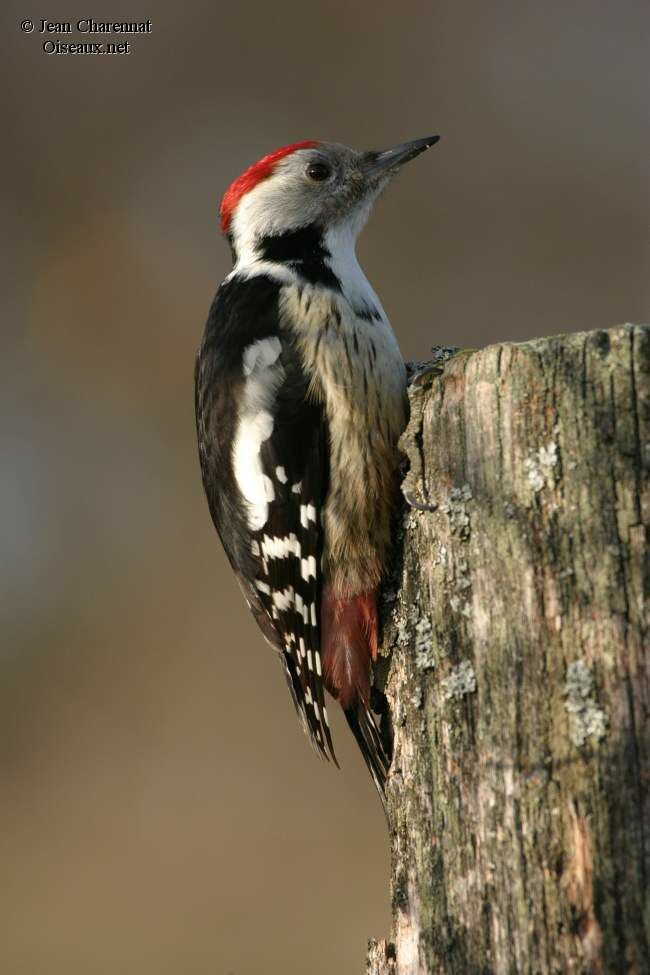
[219,140,318,234]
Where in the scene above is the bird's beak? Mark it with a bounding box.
[360,135,440,179]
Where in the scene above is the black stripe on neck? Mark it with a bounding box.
[258,225,341,291]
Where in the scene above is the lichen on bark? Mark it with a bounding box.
[368,325,649,975]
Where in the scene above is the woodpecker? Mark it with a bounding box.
[195,135,439,804]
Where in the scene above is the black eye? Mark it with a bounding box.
[306,161,331,182]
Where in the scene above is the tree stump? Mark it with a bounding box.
[368,325,649,974]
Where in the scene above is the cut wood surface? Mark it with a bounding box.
[367,325,649,975]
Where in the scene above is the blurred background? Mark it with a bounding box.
[2,1,648,972]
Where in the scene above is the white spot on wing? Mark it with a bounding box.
[275,465,288,483]
[300,503,318,528]
[300,556,317,581]
[272,586,295,611]
[261,533,300,561]
[242,337,281,376]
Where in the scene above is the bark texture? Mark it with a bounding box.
[368,325,649,975]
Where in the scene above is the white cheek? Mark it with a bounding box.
[229,162,319,263]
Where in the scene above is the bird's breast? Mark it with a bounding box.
[280,283,406,424]
[280,282,407,596]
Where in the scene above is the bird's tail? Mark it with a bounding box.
[344,700,390,812]
[321,590,377,707]
[321,587,391,809]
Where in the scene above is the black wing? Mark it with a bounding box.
[195,274,336,763]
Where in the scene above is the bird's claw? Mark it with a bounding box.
[411,364,444,387]
[403,490,437,512]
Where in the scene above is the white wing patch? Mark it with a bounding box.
[233,337,284,530]
[232,411,275,530]
[242,336,282,375]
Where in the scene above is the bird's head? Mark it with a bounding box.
[220,136,440,265]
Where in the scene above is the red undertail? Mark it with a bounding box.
[321,588,389,808]
[321,589,378,709]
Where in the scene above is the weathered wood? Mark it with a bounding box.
[368,325,649,975]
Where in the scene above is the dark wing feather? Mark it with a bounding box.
[250,341,337,763]
[195,274,336,762]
